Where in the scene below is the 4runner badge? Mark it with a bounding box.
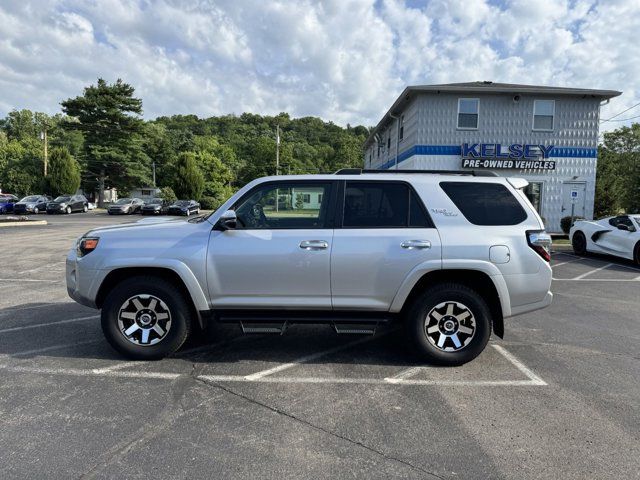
[431,208,458,217]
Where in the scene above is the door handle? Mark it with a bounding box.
[401,240,431,249]
[299,240,329,250]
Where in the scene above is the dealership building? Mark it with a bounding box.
[364,82,621,232]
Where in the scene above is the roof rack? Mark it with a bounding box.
[334,168,499,177]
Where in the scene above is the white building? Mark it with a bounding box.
[364,82,621,232]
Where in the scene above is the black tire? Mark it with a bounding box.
[405,283,492,366]
[101,276,192,360]
[572,231,587,256]
[634,242,640,267]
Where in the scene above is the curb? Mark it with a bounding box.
[0,220,48,227]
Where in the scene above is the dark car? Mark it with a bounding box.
[167,199,200,216]
[107,198,144,215]
[141,198,171,215]
[46,194,88,214]
[13,195,51,214]
[0,194,19,214]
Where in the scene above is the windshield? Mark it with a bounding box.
[174,201,190,206]
[54,196,71,202]
[21,196,40,202]
[146,198,163,205]
[115,198,132,205]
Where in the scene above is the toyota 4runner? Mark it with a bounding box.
[67,169,553,366]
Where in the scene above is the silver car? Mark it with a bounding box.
[67,170,552,365]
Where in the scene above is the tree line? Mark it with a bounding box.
[1,78,638,216]
[0,79,368,208]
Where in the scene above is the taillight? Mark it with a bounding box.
[527,231,552,262]
[78,237,99,257]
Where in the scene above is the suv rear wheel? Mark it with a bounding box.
[405,283,491,366]
[101,276,191,359]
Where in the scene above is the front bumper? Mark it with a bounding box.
[66,250,100,309]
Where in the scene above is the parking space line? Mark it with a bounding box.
[553,277,640,282]
[0,314,99,333]
[12,340,101,357]
[491,344,546,385]
[554,252,640,272]
[244,334,383,380]
[385,366,423,381]
[0,278,59,283]
[551,259,582,268]
[573,263,614,280]
[92,361,145,374]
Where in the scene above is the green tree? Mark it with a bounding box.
[61,78,150,206]
[596,123,640,216]
[44,147,81,197]
[159,186,177,203]
[172,152,204,200]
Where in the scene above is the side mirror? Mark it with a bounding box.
[216,209,237,231]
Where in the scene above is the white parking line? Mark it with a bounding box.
[0,315,99,334]
[490,344,546,385]
[12,340,101,357]
[244,334,384,380]
[0,344,546,387]
[551,259,582,268]
[572,263,614,280]
[0,278,59,283]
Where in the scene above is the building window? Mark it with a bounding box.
[524,182,543,213]
[533,100,555,130]
[399,115,404,141]
[457,98,479,129]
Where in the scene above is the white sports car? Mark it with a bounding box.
[569,215,640,265]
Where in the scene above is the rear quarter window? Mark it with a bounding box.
[439,181,528,226]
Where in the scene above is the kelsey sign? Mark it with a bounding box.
[461,143,556,170]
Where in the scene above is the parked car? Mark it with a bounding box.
[167,200,200,216]
[0,194,19,214]
[141,198,171,215]
[107,198,144,215]
[66,170,553,365]
[13,195,51,214]
[570,214,640,265]
[47,195,89,214]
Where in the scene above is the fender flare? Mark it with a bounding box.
[95,259,209,313]
[389,259,511,319]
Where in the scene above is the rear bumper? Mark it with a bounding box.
[509,291,553,317]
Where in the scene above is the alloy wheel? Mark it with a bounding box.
[117,294,172,346]
[424,301,476,352]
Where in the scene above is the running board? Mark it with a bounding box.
[240,321,288,335]
[332,322,378,335]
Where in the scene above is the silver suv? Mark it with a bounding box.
[67,170,553,365]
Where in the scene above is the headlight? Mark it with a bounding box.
[59,203,67,208]
[77,237,100,257]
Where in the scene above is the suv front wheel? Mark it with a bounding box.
[101,276,191,359]
[406,283,491,366]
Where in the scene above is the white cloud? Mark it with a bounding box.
[0,0,638,131]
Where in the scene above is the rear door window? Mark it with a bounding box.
[343,182,432,228]
[440,182,527,226]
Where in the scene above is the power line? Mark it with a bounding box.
[602,113,640,122]
[600,101,640,123]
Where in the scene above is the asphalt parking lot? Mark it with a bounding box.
[1,212,639,479]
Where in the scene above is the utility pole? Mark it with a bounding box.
[40,128,48,176]
[275,124,280,175]
[275,124,280,212]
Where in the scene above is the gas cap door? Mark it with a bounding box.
[490,245,511,264]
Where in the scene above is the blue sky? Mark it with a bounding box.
[0,0,638,131]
